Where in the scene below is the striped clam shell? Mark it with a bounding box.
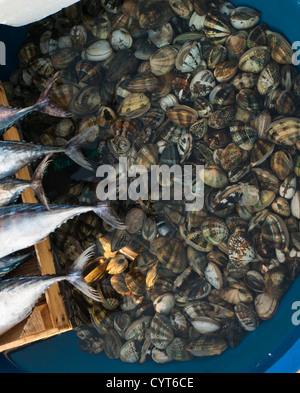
[201,217,229,246]
[257,61,280,95]
[225,31,248,60]
[270,150,293,180]
[266,117,300,146]
[266,30,294,64]
[193,98,213,118]
[190,69,216,98]
[230,6,260,30]
[150,46,178,76]
[203,12,231,44]
[208,105,237,129]
[234,303,259,332]
[209,83,236,106]
[230,121,257,151]
[207,44,228,69]
[149,314,174,350]
[214,59,239,83]
[239,46,271,73]
[118,92,151,119]
[185,336,228,357]
[231,72,259,91]
[228,231,257,267]
[166,105,198,128]
[127,72,160,93]
[175,40,202,73]
[275,90,296,116]
[261,213,290,251]
[236,88,261,112]
[247,24,268,48]
[154,237,188,274]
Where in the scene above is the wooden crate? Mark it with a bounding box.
[0,82,73,353]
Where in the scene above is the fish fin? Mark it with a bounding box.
[67,246,101,302]
[63,126,98,171]
[93,201,127,230]
[30,154,53,212]
[36,72,73,118]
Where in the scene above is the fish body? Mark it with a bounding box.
[0,252,34,278]
[0,72,72,135]
[0,202,125,259]
[0,125,97,179]
[0,154,52,210]
[0,247,100,336]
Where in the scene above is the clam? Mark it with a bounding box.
[107,255,129,275]
[254,293,279,320]
[214,59,239,83]
[191,316,220,334]
[266,30,294,64]
[137,0,173,29]
[201,217,229,246]
[204,262,223,290]
[230,121,257,151]
[247,24,268,48]
[166,105,198,128]
[169,0,193,19]
[84,40,113,62]
[166,337,194,361]
[151,347,172,364]
[103,330,122,359]
[118,93,151,119]
[120,340,141,363]
[234,303,259,331]
[153,293,176,315]
[150,46,178,76]
[207,44,228,69]
[149,313,174,350]
[232,72,259,90]
[148,23,174,48]
[220,282,253,305]
[199,162,228,188]
[220,143,247,172]
[209,83,236,106]
[113,313,131,338]
[70,86,101,118]
[226,31,248,60]
[230,7,260,30]
[266,118,300,147]
[203,11,231,45]
[185,336,228,357]
[236,88,261,112]
[270,150,293,181]
[261,213,290,251]
[169,308,189,337]
[153,237,188,274]
[125,269,146,296]
[244,270,266,293]
[190,69,216,98]
[257,61,280,95]
[291,191,300,219]
[110,28,133,50]
[228,231,257,267]
[175,40,202,73]
[279,174,297,200]
[239,46,271,73]
[124,316,152,341]
[125,208,146,234]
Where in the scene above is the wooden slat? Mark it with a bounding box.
[0,82,72,348]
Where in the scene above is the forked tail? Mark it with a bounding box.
[36,72,73,118]
[30,154,53,211]
[66,247,101,302]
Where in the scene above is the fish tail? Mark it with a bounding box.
[66,246,101,302]
[63,126,98,171]
[36,72,73,118]
[93,200,127,230]
[30,154,53,212]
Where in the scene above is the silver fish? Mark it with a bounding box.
[0,247,100,336]
[0,202,126,259]
[0,126,98,179]
[0,251,34,278]
[0,72,72,135]
[0,154,52,210]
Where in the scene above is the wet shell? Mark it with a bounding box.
[266,118,300,147]
[226,31,248,60]
[220,283,253,304]
[125,269,146,296]
[111,28,133,51]
[270,150,293,180]
[107,255,129,275]
[149,313,174,350]
[236,89,261,112]
[239,46,271,73]
[257,61,280,95]
[247,24,268,48]
[207,44,228,69]
[209,83,236,106]
[203,12,231,45]
[201,217,229,246]
[136,144,159,171]
[199,162,228,188]
[190,69,216,98]
[175,40,202,73]
[154,237,188,274]
[30,56,55,77]
[291,191,300,219]
[231,72,259,90]
[191,316,220,334]
[267,30,294,64]
[254,293,279,320]
[125,208,146,234]
[150,46,178,76]
[279,174,297,200]
[148,23,174,48]
[124,316,152,341]
[120,340,141,363]
[118,93,151,119]
[137,0,173,29]
[208,106,236,130]
[230,7,260,30]
[169,0,193,19]
[230,121,257,151]
[261,213,290,251]
[214,59,239,83]
[204,262,223,290]
[234,303,259,331]
[185,336,228,357]
[151,347,172,364]
[153,293,176,315]
[166,337,194,361]
[70,86,101,118]
[220,143,247,172]
[84,40,113,62]
[228,231,257,267]
[166,105,198,128]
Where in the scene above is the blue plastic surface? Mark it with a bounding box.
[0,0,300,373]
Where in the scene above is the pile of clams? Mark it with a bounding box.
[5,0,300,364]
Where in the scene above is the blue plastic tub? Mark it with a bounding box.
[0,0,300,373]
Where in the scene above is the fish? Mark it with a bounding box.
[0,251,34,279]
[0,72,72,135]
[0,154,52,210]
[0,201,126,259]
[0,125,98,179]
[0,246,100,336]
